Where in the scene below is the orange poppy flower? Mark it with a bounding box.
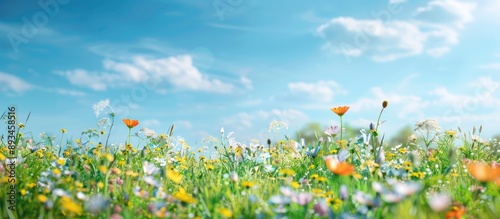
[324,155,355,176]
[122,118,139,129]
[331,106,350,117]
[466,161,500,182]
[445,205,466,219]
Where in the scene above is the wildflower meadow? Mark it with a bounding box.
[1,99,500,219]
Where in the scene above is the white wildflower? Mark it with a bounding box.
[141,127,157,138]
[414,119,441,132]
[96,117,111,128]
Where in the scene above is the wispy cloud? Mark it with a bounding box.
[58,55,235,93]
[240,76,253,89]
[413,0,476,28]
[349,87,430,120]
[206,23,260,32]
[316,0,475,62]
[288,80,346,102]
[49,88,86,96]
[479,63,500,70]
[223,108,309,131]
[0,72,33,93]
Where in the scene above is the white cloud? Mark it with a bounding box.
[176,120,193,129]
[51,88,86,96]
[316,0,474,61]
[103,59,148,83]
[240,76,253,89]
[0,72,33,93]
[429,77,500,108]
[142,119,161,127]
[57,69,118,91]
[206,23,260,32]
[413,0,476,28]
[223,109,309,130]
[59,55,234,93]
[223,112,255,128]
[238,98,262,107]
[350,87,429,119]
[479,63,500,70]
[288,80,346,102]
[389,0,406,3]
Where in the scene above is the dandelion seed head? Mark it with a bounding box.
[268,120,288,133]
[93,99,111,118]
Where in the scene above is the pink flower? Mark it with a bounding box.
[314,199,330,216]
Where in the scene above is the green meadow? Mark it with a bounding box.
[1,100,500,219]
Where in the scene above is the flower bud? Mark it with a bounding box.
[230,172,239,182]
[382,100,388,108]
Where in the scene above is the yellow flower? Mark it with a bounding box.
[317,177,327,183]
[18,123,25,128]
[173,187,197,204]
[279,169,295,177]
[98,165,108,173]
[234,146,243,157]
[28,182,36,188]
[290,181,300,189]
[75,181,83,188]
[218,208,233,218]
[52,169,61,176]
[312,189,326,197]
[398,148,408,154]
[104,153,114,162]
[326,197,342,210]
[37,195,48,203]
[310,174,319,180]
[206,165,215,171]
[126,171,139,177]
[118,160,126,166]
[60,197,82,215]
[309,164,315,169]
[386,152,396,160]
[241,181,255,189]
[410,171,425,179]
[97,182,104,189]
[0,153,5,161]
[337,140,348,149]
[445,130,457,137]
[20,189,26,196]
[167,169,183,184]
[60,128,67,133]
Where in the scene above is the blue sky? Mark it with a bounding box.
[1,0,500,147]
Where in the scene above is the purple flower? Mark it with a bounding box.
[339,185,349,201]
[293,192,313,206]
[324,126,340,136]
[314,199,330,216]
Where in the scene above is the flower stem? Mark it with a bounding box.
[104,114,114,150]
[339,116,343,142]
